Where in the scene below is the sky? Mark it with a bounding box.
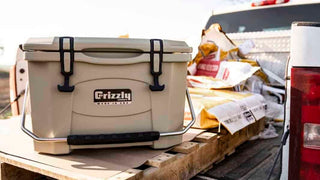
[0,0,251,66]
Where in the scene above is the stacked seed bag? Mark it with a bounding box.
[185,24,268,134]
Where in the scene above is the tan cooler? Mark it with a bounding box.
[19,37,195,154]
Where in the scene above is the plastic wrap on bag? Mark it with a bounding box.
[188,24,240,73]
[184,88,267,134]
[187,61,260,89]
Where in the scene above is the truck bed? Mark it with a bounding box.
[193,126,282,180]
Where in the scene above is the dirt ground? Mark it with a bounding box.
[0,72,10,118]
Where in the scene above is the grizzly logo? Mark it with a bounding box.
[94,89,132,105]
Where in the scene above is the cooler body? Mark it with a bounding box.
[22,37,192,154]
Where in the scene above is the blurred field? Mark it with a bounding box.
[0,72,10,118]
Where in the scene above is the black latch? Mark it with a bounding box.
[57,37,75,92]
[149,39,165,91]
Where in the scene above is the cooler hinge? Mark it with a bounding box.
[57,37,75,92]
[149,39,165,91]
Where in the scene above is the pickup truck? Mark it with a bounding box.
[195,1,320,180]
[5,1,320,179]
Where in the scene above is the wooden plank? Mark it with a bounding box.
[197,141,219,168]
[194,132,218,143]
[199,165,213,175]
[1,163,44,180]
[140,119,265,180]
[258,118,266,132]
[145,153,177,168]
[215,156,225,164]
[208,128,228,135]
[172,142,199,154]
[217,134,230,158]
[193,175,217,180]
[141,140,220,180]
[0,119,265,180]
[108,169,142,180]
[227,149,236,156]
[0,152,99,180]
[247,119,265,138]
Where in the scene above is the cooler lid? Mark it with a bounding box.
[22,37,192,53]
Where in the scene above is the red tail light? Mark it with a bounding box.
[290,67,320,180]
[251,0,289,7]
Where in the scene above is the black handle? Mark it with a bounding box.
[57,76,75,92]
[149,39,165,91]
[58,37,75,92]
[67,131,160,145]
[149,74,165,91]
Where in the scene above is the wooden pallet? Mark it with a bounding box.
[0,119,264,180]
